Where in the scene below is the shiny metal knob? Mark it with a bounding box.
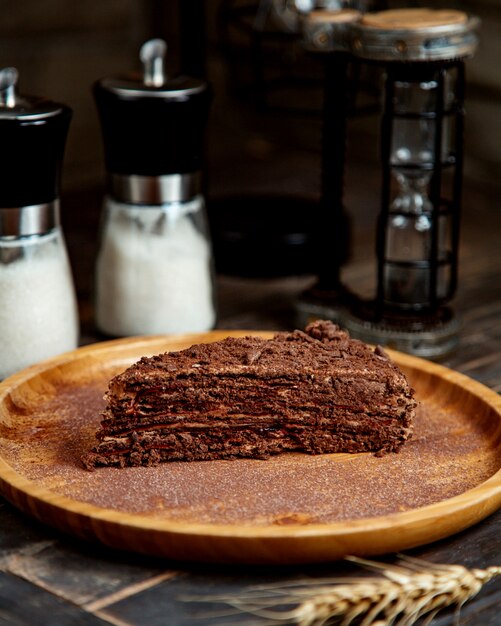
[140,39,167,87]
[0,67,18,108]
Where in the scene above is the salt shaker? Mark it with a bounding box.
[0,68,78,380]
[93,39,216,337]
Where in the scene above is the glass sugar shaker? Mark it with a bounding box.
[93,39,216,337]
[0,68,79,380]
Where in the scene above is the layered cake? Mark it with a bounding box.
[82,321,416,469]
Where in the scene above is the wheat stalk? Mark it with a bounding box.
[190,556,501,626]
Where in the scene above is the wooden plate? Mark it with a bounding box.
[1,331,501,564]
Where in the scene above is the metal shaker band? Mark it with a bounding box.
[109,172,202,205]
[0,201,59,237]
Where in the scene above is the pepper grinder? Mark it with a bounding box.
[0,68,78,380]
[93,39,215,337]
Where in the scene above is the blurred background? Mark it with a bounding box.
[1,0,500,333]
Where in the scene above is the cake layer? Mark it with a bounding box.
[97,375,409,437]
[83,416,409,469]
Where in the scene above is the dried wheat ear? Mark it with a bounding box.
[185,555,501,626]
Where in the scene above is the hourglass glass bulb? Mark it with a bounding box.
[383,77,441,309]
[385,171,434,306]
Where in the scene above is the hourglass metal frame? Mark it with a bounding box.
[375,59,465,320]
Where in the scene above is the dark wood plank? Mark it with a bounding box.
[0,498,179,609]
[0,571,110,625]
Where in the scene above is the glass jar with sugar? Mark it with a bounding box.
[0,68,79,380]
[93,39,216,337]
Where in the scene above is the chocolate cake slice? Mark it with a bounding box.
[82,321,416,469]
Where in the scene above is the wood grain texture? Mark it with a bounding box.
[1,332,501,565]
[360,8,468,29]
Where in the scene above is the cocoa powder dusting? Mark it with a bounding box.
[0,373,500,526]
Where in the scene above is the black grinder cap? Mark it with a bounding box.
[0,67,72,209]
[94,39,211,177]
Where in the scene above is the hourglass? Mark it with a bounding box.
[380,62,458,313]
[293,6,372,326]
[344,8,480,357]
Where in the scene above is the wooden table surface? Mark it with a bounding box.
[2,177,501,625]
